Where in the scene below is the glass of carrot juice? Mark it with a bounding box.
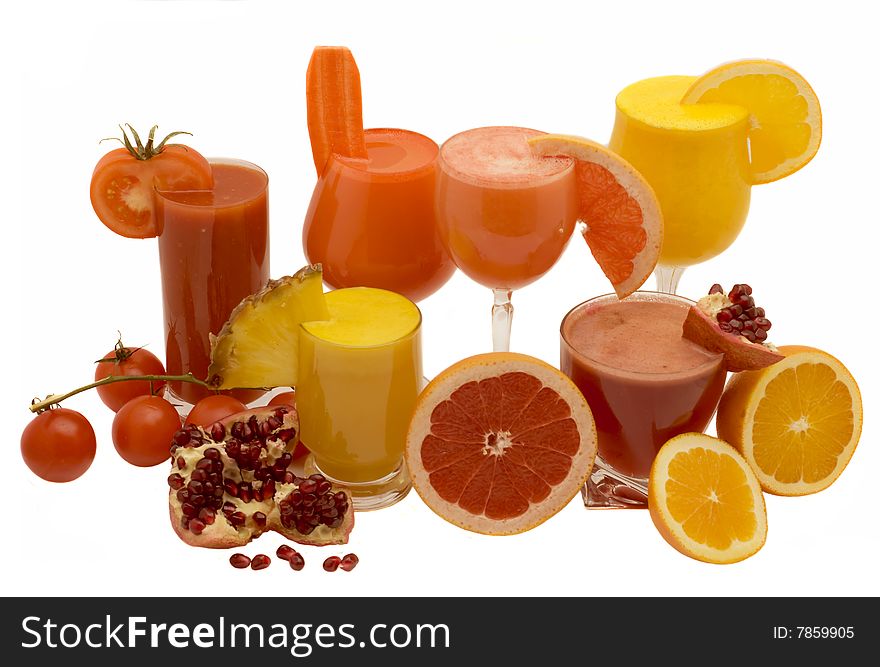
[154,158,269,408]
[560,292,727,508]
[303,128,455,303]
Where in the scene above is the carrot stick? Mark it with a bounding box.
[306,46,369,175]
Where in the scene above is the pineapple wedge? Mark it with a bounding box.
[208,264,329,390]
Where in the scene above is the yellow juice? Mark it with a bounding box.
[609,76,752,267]
[297,288,422,493]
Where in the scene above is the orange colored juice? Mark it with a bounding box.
[297,288,421,509]
[155,159,269,404]
[303,128,455,302]
[436,126,577,290]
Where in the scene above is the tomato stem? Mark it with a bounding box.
[29,373,212,413]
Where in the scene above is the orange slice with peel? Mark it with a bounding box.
[406,352,597,535]
[529,134,663,298]
[306,46,369,175]
[681,60,822,184]
[716,345,862,496]
[649,433,767,564]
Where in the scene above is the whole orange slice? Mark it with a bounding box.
[406,352,597,535]
[529,134,663,298]
[716,345,862,496]
[681,59,822,184]
[649,433,768,564]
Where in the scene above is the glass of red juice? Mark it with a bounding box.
[560,292,726,508]
[155,158,269,408]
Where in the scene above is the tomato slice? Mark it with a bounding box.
[90,143,213,238]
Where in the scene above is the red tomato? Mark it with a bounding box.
[185,395,248,428]
[267,390,296,408]
[21,409,97,482]
[90,126,213,238]
[267,390,308,460]
[94,343,166,412]
[112,395,182,467]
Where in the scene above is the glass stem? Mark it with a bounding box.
[491,288,513,352]
[654,265,685,294]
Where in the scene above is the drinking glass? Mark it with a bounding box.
[436,126,578,351]
[608,76,752,293]
[560,292,727,508]
[155,158,269,408]
[303,128,455,302]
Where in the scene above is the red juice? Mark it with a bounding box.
[560,293,726,480]
[155,159,269,404]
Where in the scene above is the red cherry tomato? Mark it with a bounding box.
[90,125,213,238]
[185,395,248,427]
[112,395,182,467]
[94,342,166,412]
[267,390,296,408]
[21,408,97,482]
[267,390,308,460]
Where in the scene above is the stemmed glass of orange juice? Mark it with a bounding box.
[609,61,822,293]
[436,126,578,352]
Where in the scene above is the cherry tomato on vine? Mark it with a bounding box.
[21,408,97,482]
[267,390,309,460]
[184,395,247,427]
[90,125,213,238]
[94,340,166,412]
[112,395,182,467]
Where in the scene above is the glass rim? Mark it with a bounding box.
[329,128,439,182]
[437,125,575,189]
[560,291,725,377]
[153,157,268,210]
[300,288,422,350]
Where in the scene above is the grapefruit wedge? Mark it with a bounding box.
[529,134,663,298]
[406,353,597,535]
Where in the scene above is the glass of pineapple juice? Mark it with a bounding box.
[297,287,422,510]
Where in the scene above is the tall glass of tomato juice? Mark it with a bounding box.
[155,158,270,407]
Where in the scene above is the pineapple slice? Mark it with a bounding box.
[208,265,329,390]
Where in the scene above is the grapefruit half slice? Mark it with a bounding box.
[529,134,663,298]
[406,352,597,535]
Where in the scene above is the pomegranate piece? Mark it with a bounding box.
[251,554,271,570]
[323,556,341,572]
[340,553,359,572]
[289,552,306,571]
[229,553,251,569]
[276,544,297,560]
[168,405,353,550]
[682,283,784,373]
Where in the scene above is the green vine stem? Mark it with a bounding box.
[29,373,212,414]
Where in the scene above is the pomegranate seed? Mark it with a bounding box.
[259,421,273,438]
[278,429,296,443]
[230,511,247,527]
[262,479,275,498]
[289,553,306,571]
[222,501,236,515]
[188,480,204,495]
[716,309,733,323]
[190,494,206,507]
[239,482,253,503]
[296,520,314,535]
[210,422,226,441]
[745,307,759,319]
[755,328,768,342]
[229,553,251,569]
[190,469,207,483]
[729,319,743,332]
[223,479,239,497]
[241,424,253,441]
[172,430,191,447]
[181,502,197,518]
[754,317,771,330]
[251,554,271,570]
[323,556,341,572]
[176,488,191,503]
[188,518,206,535]
[754,307,766,318]
[253,512,267,527]
[743,320,758,332]
[340,554,359,572]
[328,516,344,529]
[283,471,296,484]
[302,494,317,508]
[267,416,282,431]
[273,406,288,418]
[176,456,186,470]
[196,458,213,471]
[709,283,724,295]
[276,545,297,560]
[198,507,216,525]
[742,330,757,343]
[225,440,241,458]
[299,480,317,494]
[316,480,332,495]
[204,446,221,460]
[728,304,743,318]
[167,473,184,489]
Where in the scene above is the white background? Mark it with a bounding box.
[4,0,878,597]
